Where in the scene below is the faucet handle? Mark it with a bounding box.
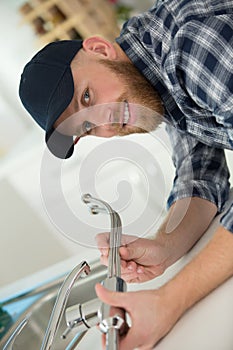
[64,298,101,336]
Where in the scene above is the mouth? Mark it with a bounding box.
[123,100,130,126]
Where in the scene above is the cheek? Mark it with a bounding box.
[96,81,125,103]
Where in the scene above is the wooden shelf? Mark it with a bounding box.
[19,0,120,46]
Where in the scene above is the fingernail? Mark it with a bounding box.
[137,267,143,274]
[101,249,108,256]
[127,264,133,271]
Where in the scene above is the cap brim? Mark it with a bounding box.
[45,128,74,159]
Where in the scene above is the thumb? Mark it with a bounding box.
[95,283,129,310]
[119,245,139,261]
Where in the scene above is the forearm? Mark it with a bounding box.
[156,197,217,268]
[162,226,233,315]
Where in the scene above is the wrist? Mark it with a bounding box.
[154,231,179,269]
[160,276,189,320]
[155,282,187,329]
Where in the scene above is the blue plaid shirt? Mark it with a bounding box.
[116,0,233,232]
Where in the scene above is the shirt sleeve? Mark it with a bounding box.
[220,204,233,233]
[165,14,233,232]
[166,123,232,230]
[165,13,233,123]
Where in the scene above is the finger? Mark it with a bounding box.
[121,260,145,276]
[119,245,141,261]
[99,247,109,257]
[123,260,138,272]
[95,283,129,310]
[121,273,145,283]
[117,327,143,350]
[95,232,110,249]
[101,333,106,349]
[121,271,139,281]
[121,275,141,283]
[120,261,145,282]
[99,254,108,266]
[119,246,132,260]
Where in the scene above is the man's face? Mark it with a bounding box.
[54,56,163,141]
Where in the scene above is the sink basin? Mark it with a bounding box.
[0,260,107,350]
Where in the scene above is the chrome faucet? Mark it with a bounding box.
[64,194,127,350]
[3,194,127,350]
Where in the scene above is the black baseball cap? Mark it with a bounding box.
[19,40,83,159]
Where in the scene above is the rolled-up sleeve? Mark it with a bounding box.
[166,123,232,230]
[220,205,233,233]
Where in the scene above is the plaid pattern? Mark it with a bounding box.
[116,0,233,232]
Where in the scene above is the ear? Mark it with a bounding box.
[82,36,117,59]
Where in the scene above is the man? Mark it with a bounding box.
[19,0,233,348]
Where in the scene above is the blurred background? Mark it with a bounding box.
[0,0,232,289]
[0,0,161,288]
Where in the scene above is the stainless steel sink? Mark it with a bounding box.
[0,260,107,350]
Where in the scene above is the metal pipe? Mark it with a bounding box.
[64,330,88,350]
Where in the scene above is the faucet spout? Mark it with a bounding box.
[82,194,122,278]
[40,261,90,350]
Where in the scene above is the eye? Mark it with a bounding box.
[82,121,93,134]
[82,88,90,106]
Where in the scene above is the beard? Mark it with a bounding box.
[99,58,164,136]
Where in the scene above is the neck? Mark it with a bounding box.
[112,42,131,62]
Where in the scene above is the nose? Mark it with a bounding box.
[90,103,123,137]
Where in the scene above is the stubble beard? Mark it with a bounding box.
[100,59,164,136]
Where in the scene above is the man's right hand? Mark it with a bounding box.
[95,282,183,350]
